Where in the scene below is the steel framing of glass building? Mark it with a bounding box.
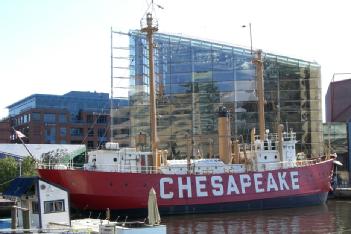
[323,122,350,185]
[111,31,323,158]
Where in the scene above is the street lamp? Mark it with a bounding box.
[19,158,22,177]
[242,23,253,55]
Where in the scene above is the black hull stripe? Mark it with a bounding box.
[71,192,328,219]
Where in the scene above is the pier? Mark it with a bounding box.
[333,187,351,199]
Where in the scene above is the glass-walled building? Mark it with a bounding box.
[323,122,350,185]
[113,31,323,158]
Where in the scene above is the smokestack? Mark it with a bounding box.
[218,106,232,164]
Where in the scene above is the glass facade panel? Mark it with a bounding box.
[120,32,322,157]
[323,123,349,180]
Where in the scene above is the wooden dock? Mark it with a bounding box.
[334,188,351,199]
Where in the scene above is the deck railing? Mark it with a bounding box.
[37,157,327,174]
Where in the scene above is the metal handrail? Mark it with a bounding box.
[37,158,326,174]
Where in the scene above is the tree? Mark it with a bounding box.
[41,149,68,166]
[21,156,37,177]
[0,157,18,192]
[0,156,37,192]
[72,152,86,168]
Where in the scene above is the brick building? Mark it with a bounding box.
[2,91,120,149]
[325,78,351,122]
[0,117,11,143]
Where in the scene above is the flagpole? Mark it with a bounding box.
[12,127,34,158]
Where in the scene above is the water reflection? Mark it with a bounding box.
[164,200,351,233]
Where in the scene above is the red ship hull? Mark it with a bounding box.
[38,159,334,215]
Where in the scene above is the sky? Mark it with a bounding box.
[1,0,350,120]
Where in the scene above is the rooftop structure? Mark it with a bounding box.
[7,91,111,117]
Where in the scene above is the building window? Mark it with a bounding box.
[97,115,107,124]
[32,112,41,121]
[44,113,56,123]
[59,114,67,123]
[70,128,83,136]
[44,199,65,213]
[32,201,39,214]
[87,114,94,123]
[121,129,129,135]
[45,127,56,144]
[113,117,129,125]
[87,141,94,149]
[23,114,28,123]
[60,128,67,137]
[88,128,94,137]
[98,128,106,137]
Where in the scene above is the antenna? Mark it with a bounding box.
[140,0,164,30]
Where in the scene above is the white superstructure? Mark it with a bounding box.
[83,128,300,175]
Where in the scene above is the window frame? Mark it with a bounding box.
[43,199,65,214]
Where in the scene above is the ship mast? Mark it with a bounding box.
[141,13,159,168]
[253,50,265,140]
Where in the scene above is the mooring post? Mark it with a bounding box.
[11,206,17,230]
[22,209,30,232]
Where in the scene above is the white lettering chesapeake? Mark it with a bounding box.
[211,176,223,196]
[240,174,251,194]
[195,176,208,197]
[278,172,289,190]
[178,177,192,198]
[160,177,174,199]
[227,175,240,195]
[290,171,300,190]
[267,172,278,192]
[253,173,264,193]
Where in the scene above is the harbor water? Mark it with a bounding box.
[0,218,10,229]
[1,200,350,233]
[163,200,351,233]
